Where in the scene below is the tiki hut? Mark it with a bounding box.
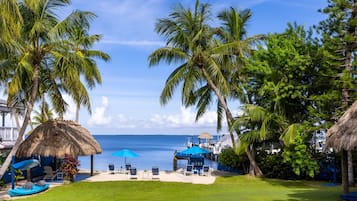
[325,101,357,151]
[325,100,357,194]
[15,120,101,176]
[198,132,213,140]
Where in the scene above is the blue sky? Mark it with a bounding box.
[56,0,327,135]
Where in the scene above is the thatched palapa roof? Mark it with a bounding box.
[325,100,357,151]
[16,120,102,157]
[198,132,213,140]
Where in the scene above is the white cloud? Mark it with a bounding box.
[115,114,137,128]
[149,107,220,128]
[87,96,113,126]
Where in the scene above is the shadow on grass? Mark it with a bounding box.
[261,178,343,201]
[272,189,341,201]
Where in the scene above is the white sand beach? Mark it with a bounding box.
[83,169,216,184]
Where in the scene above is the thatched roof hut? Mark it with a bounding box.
[16,120,101,157]
[15,120,101,176]
[325,100,357,151]
[198,132,213,140]
[325,100,357,194]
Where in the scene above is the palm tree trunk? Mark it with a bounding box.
[75,103,80,122]
[246,145,263,176]
[200,67,263,176]
[200,68,235,142]
[13,112,21,131]
[0,65,40,178]
[41,95,48,121]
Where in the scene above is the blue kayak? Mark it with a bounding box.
[8,184,49,197]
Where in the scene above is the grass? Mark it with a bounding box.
[10,175,345,201]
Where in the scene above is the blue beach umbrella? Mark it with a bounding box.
[179,146,211,155]
[112,149,139,165]
[12,159,40,170]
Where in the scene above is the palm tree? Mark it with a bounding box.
[148,0,231,135]
[0,0,107,178]
[63,19,110,122]
[149,1,263,176]
[0,0,22,45]
[32,101,54,127]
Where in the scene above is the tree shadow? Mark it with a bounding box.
[261,178,345,201]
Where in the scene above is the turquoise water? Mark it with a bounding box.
[78,135,217,171]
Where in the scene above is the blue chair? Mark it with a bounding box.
[129,167,138,179]
[184,165,193,176]
[152,167,159,179]
[108,164,115,174]
[200,165,210,176]
[125,164,131,174]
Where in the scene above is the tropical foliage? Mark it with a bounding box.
[61,154,80,181]
[149,0,263,176]
[0,0,109,179]
[150,0,357,180]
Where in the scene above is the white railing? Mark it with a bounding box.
[0,127,18,142]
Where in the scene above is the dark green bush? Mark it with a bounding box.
[218,148,248,172]
[256,152,294,179]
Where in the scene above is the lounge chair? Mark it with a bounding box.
[152,166,159,180]
[108,164,115,174]
[129,167,138,179]
[184,165,193,176]
[43,166,63,181]
[200,165,210,176]
[125,164,131,174]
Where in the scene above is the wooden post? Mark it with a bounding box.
[342,150,349,194]
[173,157,177,171]
[27,169,31,181]
[90,155,94,176]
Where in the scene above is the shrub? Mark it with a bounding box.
[218,148,248,172]
[256,152,295,179]
[61,154,79,181]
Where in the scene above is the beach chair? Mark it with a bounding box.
[200,165,210,176]
[152,166,160,180]
[129,167,138,179]
[108,164,115,174]
[184,165,193,176]
[43,166,63,181]
[125,164,131,174]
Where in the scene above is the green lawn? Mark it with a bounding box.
[11,175,344,201]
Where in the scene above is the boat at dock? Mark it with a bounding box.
[185,133,236,160]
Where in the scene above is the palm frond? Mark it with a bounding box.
[281,123,301,145]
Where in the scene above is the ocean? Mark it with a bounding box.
[78,135,218,171]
